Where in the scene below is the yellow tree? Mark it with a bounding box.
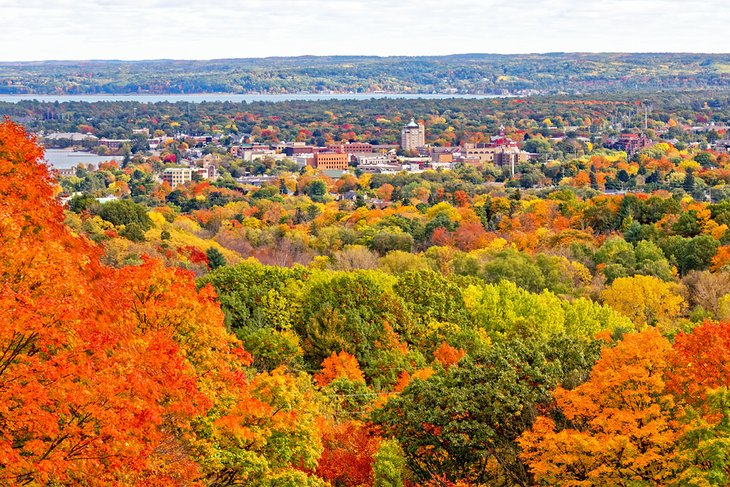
[601,275,684,328]
[518,328,686,485]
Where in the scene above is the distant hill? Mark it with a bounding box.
[2,53,729,95]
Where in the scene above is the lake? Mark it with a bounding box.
[0,93,506,104]
[44,149,121,169]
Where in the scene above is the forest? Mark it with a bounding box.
[3,91,730,487]
[2,53,730,95]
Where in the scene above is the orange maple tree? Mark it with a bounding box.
[0,120,320,485]
[314,351,365,387]
[518,328,686,485]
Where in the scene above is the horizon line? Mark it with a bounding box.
[2,51,730,64]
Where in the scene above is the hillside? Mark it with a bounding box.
[2,53,730,95]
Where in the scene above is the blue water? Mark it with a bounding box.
[0,93,506,104]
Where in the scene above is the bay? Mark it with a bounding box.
[44,149,121,169]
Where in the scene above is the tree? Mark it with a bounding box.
[0,121,209,483]
[0,120,324,486]
[684,169,696,193]
[206,246,227,270]
[330,245,379,271]
[518,328,686,486]
[374,336,603,486]
[98,198,152,230]
[662,235,720,275]
[601,275,684,328]
[373,439,406,487]
[121,221,147,241]
[315,421,379,487]
[523,137,551,154]
[668,321,730,402]
[673,389,730,486]
[377,183,395,202]
[307,180,327,202]
[314,351,365,387]
[295,272,414,379]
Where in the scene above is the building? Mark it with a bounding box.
[44,132,98,143]
[327,142,374,154]
[98,138,132,151]
[193,165,217,180]
[161,168,192,188]
[56,167,77,178]
[430,147,460,163]
[284,143,316,156]
[354,153,392,166]
[400,118,425,151]
[295,154,315,168]
[354,153,401,173]
[312,152,349,170]
[241,149,277,162]
[462,143,502,163]
[715,140,730,154]
[608,133,653,156]
[461,129,525,165]
[237,175,278,187]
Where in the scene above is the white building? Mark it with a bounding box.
[400,118,425,151]
[161,167,192,187]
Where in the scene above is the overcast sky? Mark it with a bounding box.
[1,0,728,61]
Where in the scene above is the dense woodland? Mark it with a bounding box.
[3,89,730,487]
[2,53,730,95]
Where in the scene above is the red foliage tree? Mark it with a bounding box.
[0,121,257,484]
[668,320,730,402]
[315,421,379,486]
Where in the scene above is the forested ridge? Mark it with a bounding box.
[2,119,730,485]
[2,53,730,95]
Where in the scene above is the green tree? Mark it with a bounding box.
[307,180,327,202]
[206,246,227,270]
[374,336,603,486]
[373,439,406,487]
[98,199,152,230]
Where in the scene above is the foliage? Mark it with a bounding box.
[519,328,685,486]
[374,336,604,486]
[601,274,685,329]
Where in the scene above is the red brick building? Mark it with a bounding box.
[312,152,349,170]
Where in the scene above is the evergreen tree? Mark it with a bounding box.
[206,247,227,270]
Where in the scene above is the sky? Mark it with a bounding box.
[1,0,728,61]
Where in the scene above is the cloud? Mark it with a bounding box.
[0,0,727,60]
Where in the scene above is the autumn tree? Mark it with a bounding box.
[0,120,325,486]
[668,320,730,402]
[0,121,205,484]
[314,351,365,387]
[601,274,684,328]
[315,421,379,487]
[375,336,603,486]
[518,328,686,486]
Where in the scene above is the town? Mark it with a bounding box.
[39,103,730,207]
